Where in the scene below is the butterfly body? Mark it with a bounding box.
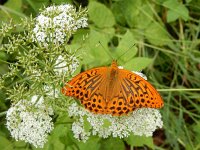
[62,60,164,116]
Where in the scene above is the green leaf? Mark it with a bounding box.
[163,0,189,22]
[111,2,126,26]
[0,52,8,62]
[77,136,101,150]
[83,115,92,132]
[0,52,9,74]
[72,29,90,44]
[0,0,25,23]
[102,119,111,128]
[23,0,49,13]
[88,1,115,28]
[124,57,153,71]
[120,0,142,28]
[186,0,192,3]
[167,10,180,23]
[135,4,154,29]
[59,134,74,147]
[56,111,74,123]
[0,135,13,150]
[0,63,9,76]
[193,122,200,146]
[51,0,72,5]
[114,0,153,29]
[44,124,68,150]
[144,22,171,46]
[13,140,27,149]
[59,129,81,150]
[100,138,125,150]
[86,29,113,65]
[115,30,137,64]
[4,0,22,12]
[125,134,154,148]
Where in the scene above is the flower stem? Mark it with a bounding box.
[130,145,133,150]
[157,88,200,92]
[0,111,7,117]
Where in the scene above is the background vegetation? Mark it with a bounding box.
[0,0,200,149]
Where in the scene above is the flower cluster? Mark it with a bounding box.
[1,2,88,149]
[68,102,163,142]
[6,95,54,148]
[33,4,88,45]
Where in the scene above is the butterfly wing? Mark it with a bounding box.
[62,66,164,116]
[106,69,164,115]
[62,67,108,114]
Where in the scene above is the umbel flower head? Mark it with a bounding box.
[6,95,54,148]
[33,4,88,45]
[68,71,163,142]
[68,103,163,142]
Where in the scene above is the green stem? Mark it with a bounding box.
[157,88,200,92]
[0,111,7,117]
[130,145,133,150]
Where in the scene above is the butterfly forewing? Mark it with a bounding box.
[62,67,108,114]
[118,69,163,108]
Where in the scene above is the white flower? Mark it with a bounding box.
[68,102,163,141]
[71,121,90,142]
[118,66,124,69]
[118,66,147,80]
[54,55,79,75]
[132,71,147,80]
[32,4,88,45]
[31,95,44,106]
[6,96,54,148]
[76,17,88,28]
[45,5,57,12]
[36,15,51,26]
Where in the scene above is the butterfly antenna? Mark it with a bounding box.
[116,44,136,61]
[98,41,114,60]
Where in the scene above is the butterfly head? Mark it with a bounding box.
[111,60,118,68]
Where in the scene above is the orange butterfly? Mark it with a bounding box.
[62,60,164,116]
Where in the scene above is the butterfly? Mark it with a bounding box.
[62,60,164,116]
